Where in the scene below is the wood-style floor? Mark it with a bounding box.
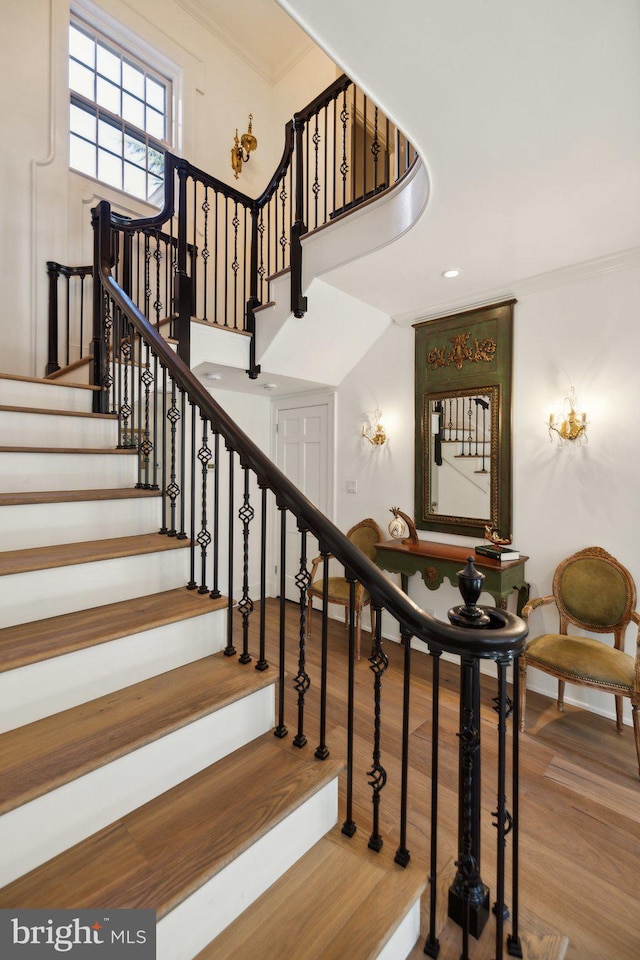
[256,599,639,960]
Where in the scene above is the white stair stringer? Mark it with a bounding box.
[157,778,339,960]
[0,543,190,628]
[0,606,227,733]
[0,682,275,888]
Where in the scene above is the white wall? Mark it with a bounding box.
[1,0,335,377]
[330,258,640,725]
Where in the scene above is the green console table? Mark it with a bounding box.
[375,539,529,615]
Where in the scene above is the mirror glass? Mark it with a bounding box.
[414,301,514,539]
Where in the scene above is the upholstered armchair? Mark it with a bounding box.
[307,518,383,660]
[519,546,640,777]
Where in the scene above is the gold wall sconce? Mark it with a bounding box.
[231,114,257,179]
[548,386,588,447]
[362,409,387,447]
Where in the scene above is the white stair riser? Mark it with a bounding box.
[1,410,120,448]
[0,379,95,412]
[1,496,161,550]
[0,548,190,628]
[0,608,226,733]
[0,684,275,887]
[157,779,339,960]
[0,451,138,492]
[376,901,421,960]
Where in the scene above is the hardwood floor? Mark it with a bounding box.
[256,599,639,960]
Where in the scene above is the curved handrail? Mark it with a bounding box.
[94,199,526,661]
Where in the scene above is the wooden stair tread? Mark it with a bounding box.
[0,734,344,919]
[0,403,116,420]
[0,373,99,391]
[0,487,160,507]
[0,587,224,673]
[198,827,426,960]
[0,651,273,815]
[0,445,136,455]
[0,532,189,577]
[45,356,93,379]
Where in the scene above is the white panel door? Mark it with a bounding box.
[276,402,329,601]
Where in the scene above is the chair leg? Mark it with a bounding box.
[615,694,624,734]
[519,658,527,732]
[557,679,565,712]
[632,702,640,779]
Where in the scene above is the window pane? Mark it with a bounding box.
[148,146,164,176]
[98,148,122,189]
[123,61,144,99]
[96,76,120,113]
[146,76,165,111]
[148,174,163,201]
[122,92,144,128]
[145,107,164,141]
[69,24,95,68]
[98,117,123,155]
[70,134,96,177]
[70,103,96,141]
[124,133,146,168]
[97,43,121,84]
[69,59,94,99]
[124,162,146,198]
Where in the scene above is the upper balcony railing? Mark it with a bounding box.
[45,75,418,382]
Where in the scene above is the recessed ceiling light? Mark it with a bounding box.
[442,269,461,279]
[205,372,222,381]
[263,383,277,391]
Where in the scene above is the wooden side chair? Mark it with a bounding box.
[519,546,640,777]
[307,518,383,660]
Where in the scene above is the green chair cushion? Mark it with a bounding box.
[559,559,629,627]
[309,577,370,605]
[526,633,634,692]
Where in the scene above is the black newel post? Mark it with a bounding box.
[447,559,491,946]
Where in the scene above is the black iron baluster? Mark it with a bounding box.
[293,527,311,748]
[342,576,357,837]
[118,325,133,448]
[202,186,210,322]
[466,397,473,456]
[79,273,86,359]
[178,388,187,539]
[210,430,221,599]
[213,189,219,325]
[238,464,254,663]
[274,505,288,739]
[159,365,168,533]
[362,91,367,201]
[224,446,236,657]
[257,208,265,303]
[144,234,151,321]
[492,658,513,960]
[508,654,523,959]
[103,290,114,413]
[187,403,197,590]
[340,87,349,210]
[424,650,442,959]
[224,197,229,327]
[372,105,380,192]
[312,113,321,230]
[166,379,181,537]
[135,333,143,487]
[232,201,240,330]
[153,230,163,330]
[151,355,159,491]
[256,485,268,672]
[279,178,287,273]
[315,549,330,761]
[368,604,388,852]
[196,415,212,593]
[395,623,413,867]
[323,105,328,224]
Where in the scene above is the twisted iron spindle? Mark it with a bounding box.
[224,446,236,657]
[424,650,442,959]
[395,622,413,867]
[293,528,311,748]
[314,550,330,761]
[367,604,388,853]
[255,485,269,672]
[237,464,254,664]
[196,415,212,593]
[274,505,288,739]
[341,577,357,838]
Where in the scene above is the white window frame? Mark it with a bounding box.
[69,6,177,205]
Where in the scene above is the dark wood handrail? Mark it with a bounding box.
[94,198,527,661]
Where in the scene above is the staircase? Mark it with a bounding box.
[0,372,425,959]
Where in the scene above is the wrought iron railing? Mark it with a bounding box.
[92,193,528,960]
[46,261,92,375]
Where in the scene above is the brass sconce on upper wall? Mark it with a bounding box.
[231,114,257,179]
[362,409,387,447]
[547,386,588,447]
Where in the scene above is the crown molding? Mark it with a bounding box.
[392,247,640,327]
[172,0,312,84]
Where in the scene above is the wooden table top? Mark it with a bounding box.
[376,539,528,570]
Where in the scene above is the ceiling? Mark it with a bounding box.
[273,0,640,323]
